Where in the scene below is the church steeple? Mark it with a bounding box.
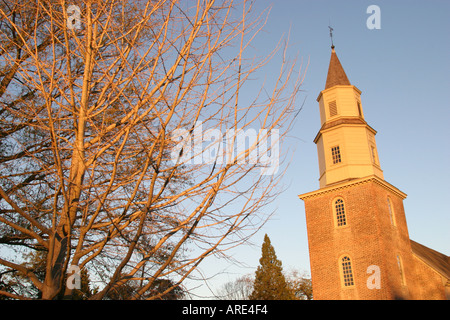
[315,47,383,187]
[325,47,351,89]
[298,40,448,301]
[299,44,413,301]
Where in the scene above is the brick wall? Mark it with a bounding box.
[411,255,447,299]
[302,178,417,300]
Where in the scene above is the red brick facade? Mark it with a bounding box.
[412,255,448,299]
[300,176,449,300]
[302,177,418,299]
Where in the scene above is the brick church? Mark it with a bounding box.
[298,45,450,300]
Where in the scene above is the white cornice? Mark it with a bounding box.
[316,85,362,102]
[298,175,407,200]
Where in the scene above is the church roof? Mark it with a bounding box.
[325,46,351,89]
[410,239,450,280]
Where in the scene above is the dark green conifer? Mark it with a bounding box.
[249,234,295,300]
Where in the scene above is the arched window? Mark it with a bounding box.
[334,198,346,227]
[340,256,355,287]
[387,196,396,226]
[397,255,406,286]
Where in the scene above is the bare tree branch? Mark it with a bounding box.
[0,0,304,300]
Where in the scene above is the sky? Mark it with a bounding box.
[185,0,450,298]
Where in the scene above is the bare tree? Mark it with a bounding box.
[285,269,313,300]
[0,0,303,300]
[216,274,253,300]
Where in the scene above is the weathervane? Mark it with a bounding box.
[328,25,335,49]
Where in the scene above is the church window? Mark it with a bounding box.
[397,255,406,286]
[387,197,396,226]
[331,146,341,164]
[335,198,346,227]
[341,256,355,287]
[357,102,362,117]
[329,100,338,117]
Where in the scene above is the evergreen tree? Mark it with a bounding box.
[249,234,295,300]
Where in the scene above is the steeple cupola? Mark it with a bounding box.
[314,47,383,187]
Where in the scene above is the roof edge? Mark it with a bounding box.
[410,239,450,280]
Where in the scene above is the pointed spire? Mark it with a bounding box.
[325,47,351,89]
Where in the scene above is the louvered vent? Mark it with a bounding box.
[329,100,337,117]
[357,102,362,117]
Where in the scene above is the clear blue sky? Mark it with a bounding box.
[187,0,450,298]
